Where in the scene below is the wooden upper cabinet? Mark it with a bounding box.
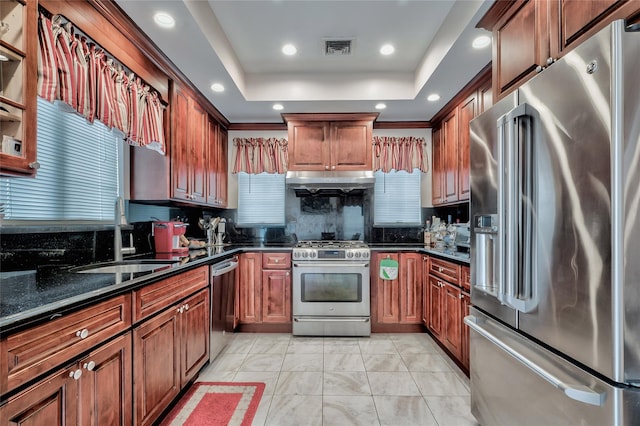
[442,109,459,204]
[287,121,329,171]
[494,0,549,96]
[431,126,444,205]
[284,113,377,172]
[457,94,476,202]
[206,116,227,207]
[479,0,640,99]
[171,86,190,201]
[330,120,373,171]
[553,0,637,57]
[189,101,207,204]
[0,0,38,176]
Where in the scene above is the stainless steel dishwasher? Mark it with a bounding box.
[210,256,239,361]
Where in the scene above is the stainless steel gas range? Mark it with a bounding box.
[292,240,371,336]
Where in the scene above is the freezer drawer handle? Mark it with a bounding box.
[464,315,606,407]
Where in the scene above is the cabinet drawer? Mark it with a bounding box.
[461,266,470,292]
[262,252,291,269]
[429,257,461,285]
[2,294,131,395]
[133,266,208,322]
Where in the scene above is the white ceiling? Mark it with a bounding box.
[115,0,494,123]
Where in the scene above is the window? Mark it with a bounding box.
[373,169,421,226]
[237,172,285,226]
[0,98,120,221]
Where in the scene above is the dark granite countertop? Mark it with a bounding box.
[0,244,296,333]
[369,244,470,264]
[0,242,470,334]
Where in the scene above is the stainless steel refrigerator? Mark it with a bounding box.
[467,19,640,425]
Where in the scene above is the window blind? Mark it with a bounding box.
[237,172,285,226]
[0,98,120,221]
[373,169,421,226]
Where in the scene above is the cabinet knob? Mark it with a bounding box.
[535,65,544,73]
[29,162,41,170]
[69,369,82,380]
[184,304,189,311]
[76,328,89,339]
[325,165,329,170]
[546,57,556,66]
[438,267,444,272]
[83,361,96,371]
[275,259,279,263]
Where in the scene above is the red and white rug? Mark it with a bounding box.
[160,382,265,426]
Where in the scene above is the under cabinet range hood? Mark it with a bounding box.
[285,170,375,194]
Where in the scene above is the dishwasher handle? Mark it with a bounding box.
[464,315,606,407]
[211,259,238,276]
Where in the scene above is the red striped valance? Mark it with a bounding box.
[372,136,429,173]
[232,138,288,174]
[37,13,166,154]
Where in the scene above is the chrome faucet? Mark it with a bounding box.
[114,196,136,261]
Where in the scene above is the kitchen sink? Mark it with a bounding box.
[74,259,181,274]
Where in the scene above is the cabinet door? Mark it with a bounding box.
[189,100,207,204]
[457,94,476,201]
[133,306,180,426]
[558,0,625,53]
[287,121,329,171]
[421,256,430,325]
[461,291,471,371]
[443,283,462,360]
[494,0,549,96]
[216,127,228,207]
[171,87,190,200]
[180,289,210,386]
[399,253,422,324]
[427,275,443,338]
[78,333,132,426]
[431,126,444,205]
[0,365,78,425]
[442,109,459,203]
[0,0,38,175]
[261,269,291,323]
[331,120,373,171]
[239,252,262,323]
[374,253,400,324]
[206,115,220,206]
[477,77,493,114]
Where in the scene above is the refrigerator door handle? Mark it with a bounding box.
[497,103,538,313]
[464,315,606,407]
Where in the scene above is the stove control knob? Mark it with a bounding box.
[346,251,354,258]
[363,252,370,259]
[302,252,308,258]
[355,252,361,258]
[311,251,317,258]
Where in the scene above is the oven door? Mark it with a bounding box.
[292,261,370,317]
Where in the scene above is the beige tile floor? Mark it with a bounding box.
[195,333,479,426]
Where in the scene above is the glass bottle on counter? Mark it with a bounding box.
[423,220,431,246]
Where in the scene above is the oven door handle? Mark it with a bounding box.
[294,317,370,322]
[293,262,369,268]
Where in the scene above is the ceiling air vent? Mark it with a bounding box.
[324,39,353,56]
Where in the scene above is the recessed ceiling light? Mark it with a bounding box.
[272,103,284,111]
[427,94,441,102]
[282,44,297,56]
[154,12,175,29]
[380,44,395,55]
[375,103,387,110]
[472,35,491,49]
[210,83,225,93]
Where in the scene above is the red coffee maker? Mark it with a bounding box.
[153,221,189,254]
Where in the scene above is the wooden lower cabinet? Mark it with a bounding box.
[133,288,210,426]
[238,252,262,324]
[1,333,132,425]
[239,252,292,325]
[423,256,470,372]
[262,269,291,323]
[373,252,422,326]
